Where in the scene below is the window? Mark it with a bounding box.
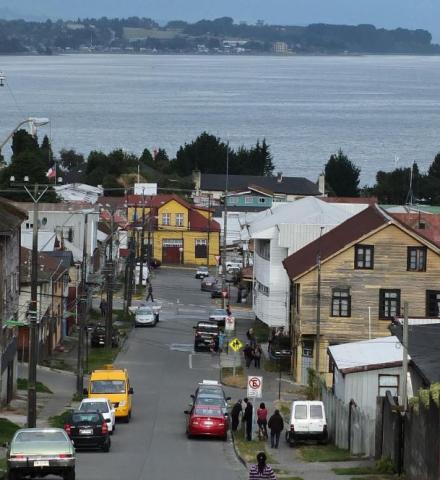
[258,197,266,204]
[257,281,270,296]
[256,239,270,260]
[310,405,323,419]
[378,374,399,397]
[162,213,170,226]
[245,196,254,204]
[407,247,426,271]
[228,197,238,205]
[426,290,440,317]
[195,239,207,259]
[355,245,374,269]
[175,213,184,227]
[331,288,351,317]
[294,405,307,419]
[379,289,400,319]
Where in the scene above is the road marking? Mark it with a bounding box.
[170,343,194,352]
[188,353,193,369]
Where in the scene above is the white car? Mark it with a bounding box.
[286,400,328,446]
[135,305,158,327]
[78,398,116,434]
[195,266,210,279]
[225,260,242,273]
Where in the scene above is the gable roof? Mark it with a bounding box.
[200,173,321,196]
[328,336,403,374]
[390,323,440,385]
[391,212,440,248]
[283,205,390,279]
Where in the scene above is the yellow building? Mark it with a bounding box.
[127,194,220,266]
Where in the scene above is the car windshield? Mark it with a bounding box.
[197,388,223,397]
[15,431,67,443]
[90,380,125,394]
[80,402,109,413]
[310,405,323,419]
[138,307,153,315]
[211,310,226,316]
[194,407,222,417]
[294,405,308,419]
[72,413,101,424]
[198,267,208,272]
[204,277,215,282]
[197,324,218,332]
[196,397,224,406]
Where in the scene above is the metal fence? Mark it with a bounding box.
[322,386,375,457]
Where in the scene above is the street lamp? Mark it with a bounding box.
[179,247,184,265]
[1,117,50,155]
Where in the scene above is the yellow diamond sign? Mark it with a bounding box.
[229,337,244,352]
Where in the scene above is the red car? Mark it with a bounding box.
[185,405,229,440]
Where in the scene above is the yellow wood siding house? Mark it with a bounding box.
[283,205,440,385]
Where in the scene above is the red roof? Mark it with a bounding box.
[391,213,440,248]
[322,196,378,205]
[127,193,213,213]
[189,209,220,232]
[283,206,390,280]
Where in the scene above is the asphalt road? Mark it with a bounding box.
[76,267,247,480]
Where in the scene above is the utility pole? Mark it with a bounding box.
[221,144,229,309]
[138,190,146,287]
[105,211,114,348]
[126,237,135,312]
[402,302,409,411]
[76,212,88,394]
[207,194,211,268]
[315,227,324,374]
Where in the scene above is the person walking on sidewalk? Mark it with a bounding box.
[244,343,254,368]
[218,330,226,353]
[99,298,107,317]
[254,344,262,368]
[248,452,277,480]
[146,283,154,302]
[268,409,284,449]
[242,397,253,441]
[257,402,268,440]
[231,399,242,432]
[226,304,232,316]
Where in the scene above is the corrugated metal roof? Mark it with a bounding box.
[329,336,403,374]
[283,205,389,280]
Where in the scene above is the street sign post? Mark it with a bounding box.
[247,376,263,398]
[228,338,243,376]
[225,316,235,332]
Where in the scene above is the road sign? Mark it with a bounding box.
[225,316,235,332]
[229,337,243,352]
[247,376,263,398]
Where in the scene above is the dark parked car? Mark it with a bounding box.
[90,325,120,348]
[64,411,111,452]
[201,276,218,292]
[149,258,161,269]
[193,321,219,351]
[211,286,229,299]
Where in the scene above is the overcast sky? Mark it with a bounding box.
[3,0,440,41]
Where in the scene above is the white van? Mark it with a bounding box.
[286,400,328,446]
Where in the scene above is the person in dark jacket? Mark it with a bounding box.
[230,399,242,432]
[268,409,284,448]
[244,343,254,368]
[146,283,154,302]
[242,397,253,441]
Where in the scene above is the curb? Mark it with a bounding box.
[231,432,248,469]
[20,363,76,377]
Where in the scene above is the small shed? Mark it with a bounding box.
[328,336,405,417]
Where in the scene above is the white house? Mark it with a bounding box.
[248,197,368,328]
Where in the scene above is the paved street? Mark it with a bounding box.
[77,267,248,480]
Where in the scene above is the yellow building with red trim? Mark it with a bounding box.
[127,194,220,266]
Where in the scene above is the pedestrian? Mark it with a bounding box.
[247,328,256,348]
[248,452,277,480]
[268,409,284,449]
[146,283,154,302]
[226,304,232,316]
[99,299,107,317]
[254,344,262,368]
[242,397,253,441]
[257,402,268,440]
[218,330,226,353]
[244,343,254,368]
[230,399,242,432]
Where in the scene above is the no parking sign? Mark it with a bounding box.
[225,316,235,332]
[247,376,263,398]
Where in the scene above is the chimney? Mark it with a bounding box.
[318,173,326,196]
[276,171,283,183]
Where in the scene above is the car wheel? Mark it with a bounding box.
[63,468,75,480]
[124,415,130,423]
[102,440,111,452]
[186,430,192,439]
[222,433,228,442]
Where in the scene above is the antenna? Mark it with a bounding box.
[405,162,415,206]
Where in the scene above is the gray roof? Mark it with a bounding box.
[200,174,320,196]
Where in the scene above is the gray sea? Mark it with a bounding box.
[1,53,440,185]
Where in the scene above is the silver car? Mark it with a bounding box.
[135,306,158,327]
[6,428,75,480]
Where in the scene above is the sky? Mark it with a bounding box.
[2,0,440,41]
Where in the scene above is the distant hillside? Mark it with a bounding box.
[0,16,439,55]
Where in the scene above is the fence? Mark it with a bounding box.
[322,386,375,457]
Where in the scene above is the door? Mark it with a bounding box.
[301,340,314,385]
[308,402,325,434]
[293,402,309,434]
[162,239,183,264]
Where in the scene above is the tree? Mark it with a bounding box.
[59,149,85,172]
[40,135,53,167]
[373,165,422,204]
[428,153,440,179]
[153,148,170,173]
[324,149,360,196]
[139,148,154,168]
[10,129,39,157]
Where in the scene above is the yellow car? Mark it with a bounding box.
[84,365,133,423]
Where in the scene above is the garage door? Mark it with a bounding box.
[162,239,183,264]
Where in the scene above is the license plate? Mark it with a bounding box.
[204,421,213,426]
[80,428,93,435]
[34,460,49,467]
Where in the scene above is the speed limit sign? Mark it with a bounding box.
[247,376,263,398]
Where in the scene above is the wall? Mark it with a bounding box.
[294,224,440,374]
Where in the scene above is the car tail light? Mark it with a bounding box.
[10,455,26,461]
[58,454,73,458]
[191,417,200,425]
[64,424,72,436]
[101,421,108,434]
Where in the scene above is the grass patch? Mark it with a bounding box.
[334,458,395,476]
[278,477,304,480]
[72,392,85,403]
[0,458,6,474]
[233,429,275,464]
[17,378,53,394]
[49,410,72,429]
[221,366,246,388]
[348,477,395,480]
[253,318,270,343]
[264,358,290,373]
[86,347,120,374]
[0,418,20,444]
[300,445,357,462]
